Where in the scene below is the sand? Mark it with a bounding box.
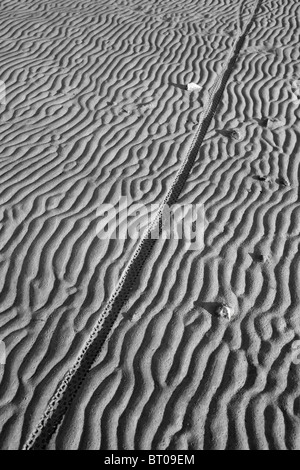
[0,0,299,450]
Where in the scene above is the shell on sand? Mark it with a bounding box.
[229,129,243,140]
[225,126,245,141]
[215,303,234,320]
[187,82,202,92]
[261,117,286,130]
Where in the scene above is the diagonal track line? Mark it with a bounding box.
[23,0,263,450]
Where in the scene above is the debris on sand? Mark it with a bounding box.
[261,117,285,130]
[187,82,202,92]
[261,117,270,128]
[222,125,245,141]
[278,176,290,187]
[254,175,270,182]
[229,128,243,141]
[215,303,233,320]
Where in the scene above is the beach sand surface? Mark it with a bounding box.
[0,0,299,450]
